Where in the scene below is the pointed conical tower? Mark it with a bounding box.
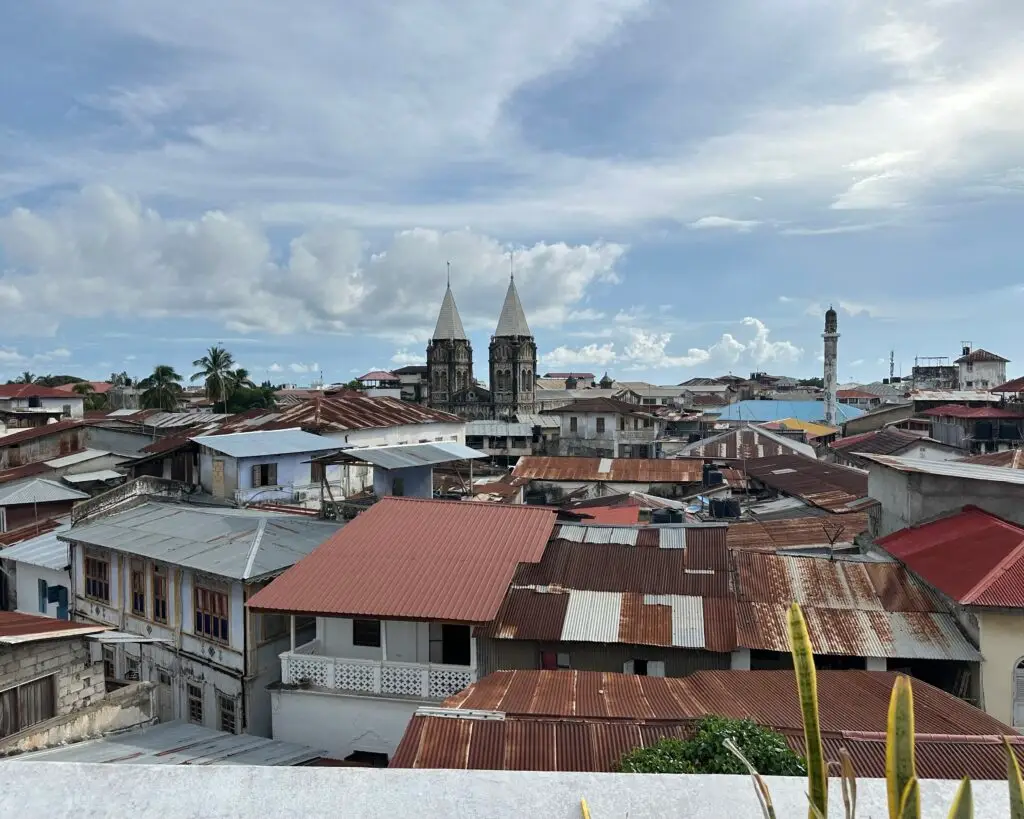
[489,267,537,419]
[426,272,474,415]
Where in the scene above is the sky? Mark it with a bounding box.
[2,1,1024,387]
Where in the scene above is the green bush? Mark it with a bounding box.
[616,716,806,776]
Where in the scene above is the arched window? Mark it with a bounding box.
[1014,658,1024,726]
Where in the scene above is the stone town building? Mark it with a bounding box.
[427,277,537,420]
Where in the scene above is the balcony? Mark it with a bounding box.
[281,639,474,700]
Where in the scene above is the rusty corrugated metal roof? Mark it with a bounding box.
[726,514,869,550]
[512,456,704,484]
[735,603,980,660]
[247,498,558,623]
[960,448,1024,469]
[393,669,1018,776]
[877,505,1024,608]
[742,455,868,512]
[0,420,83,448]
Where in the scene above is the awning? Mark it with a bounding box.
[87,630,173,644]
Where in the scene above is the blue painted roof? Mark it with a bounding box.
[714,400,866,423]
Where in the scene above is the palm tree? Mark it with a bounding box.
[140,365,184,411]
[17,371,36,384]
[72,381,108,411]
[191,346,235,412]
[231,367,255,391]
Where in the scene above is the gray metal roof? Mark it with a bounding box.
[337,441,486,470]
[60,502,342,580]
[63,470,125,484]
[859,453,1024,485]
[494,278,531,338]
[0,519,71,569]
[10,720,323,766]
[0,477,90,507]
[44,448,124,468]
[514,413,561,428]
[465,421,534,437]
[432,284,468,340]
[191,428,341,459]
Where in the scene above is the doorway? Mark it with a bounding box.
[440,624,471,666]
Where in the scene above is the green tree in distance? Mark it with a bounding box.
[191,346,236,412]
[140,365,184,410]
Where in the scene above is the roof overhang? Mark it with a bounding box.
[0,624,111,645]
[86,630,173,644]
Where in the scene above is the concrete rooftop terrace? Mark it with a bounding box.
[0,765,1016,818]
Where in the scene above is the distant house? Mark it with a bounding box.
[541,397,663,458]
[512,456,704,502]
[829,428,962,469]
[923,405,1024,454]
[716,400,865,425]
[0,478,87,533]
[0,421,85,471]
[956,346,1008,390]
[355,371,402,400]
[64,498,342,736]
[671,426,815,460]
[0,384,85,421]
[391,365,429,403]
[836,389,882,410]
[191,429,344,506]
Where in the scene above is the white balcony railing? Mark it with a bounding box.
[281,641,474,700]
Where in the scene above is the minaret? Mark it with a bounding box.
[489,254,537,419]
[823,306,839,426]
[426,264,473,414]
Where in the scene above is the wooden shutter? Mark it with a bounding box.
[251,464,261,487]
[268,462,278,486]
[648,661,666,677]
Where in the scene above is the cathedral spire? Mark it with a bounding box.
[494,276,531,338]
[432,273,467,341]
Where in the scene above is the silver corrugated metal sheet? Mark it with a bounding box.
[658,528,686,549]
[192,428,341,458]
[0,520,70,569]
[556,525,586,542]
[0,477,90,506]
[63,470,125,484]
[337,442,486,469]
[561,590,621,642]
[11,721,323,765]
[60,502,341,580]
[515,414,561,429]
[858,454,1024,485]
[43,448,115,468]
[645,594,705,647]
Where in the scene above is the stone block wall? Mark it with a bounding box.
[0,636,105,715]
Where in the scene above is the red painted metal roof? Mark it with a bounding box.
[247,498,558,622]
[392,669,1019,776]
[830,428,923,455]
[575,506,643,524]
[53,381,114,395]
[837,389,878,399]
[877,506,1024,607]
[0,384,84,400]
[513,456,704,483]
[955,348,1008,364]
[923,405,1024,419]
[993,377,1024,393]
[0,611,108,643]
[0,461,55,485]
[357,370,398,382]
[0,516,65,547]
[0,420,83,447]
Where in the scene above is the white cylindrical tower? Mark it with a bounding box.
[823,306,840,426]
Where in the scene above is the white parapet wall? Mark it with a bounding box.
[0,766,1016,818]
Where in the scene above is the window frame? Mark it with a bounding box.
[0,675,56,739]
[218,694,237,733]
[187,683,203,725]
[595,417,606,434]
[193,584,230,645]
[84,550,111,603]
[152,565,168,624]
[250,462,279,488]
[569,416,578,432]
[130,559,146,617]
[352,618,382,648]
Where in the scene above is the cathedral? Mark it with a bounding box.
[426,275,537,420]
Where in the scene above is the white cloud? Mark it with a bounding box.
[542,343,618,369]
[740,317,802,366]
[688,216,761,232]
[0,187,625,340]
[289,362,320,374]
[390,350,425,366]
[3,3,1020,236]
[267,363,283,373]
[850,359,865,366]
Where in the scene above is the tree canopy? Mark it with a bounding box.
[140,365,184,410]
[191,346,236,410]
[616,717,806,776]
